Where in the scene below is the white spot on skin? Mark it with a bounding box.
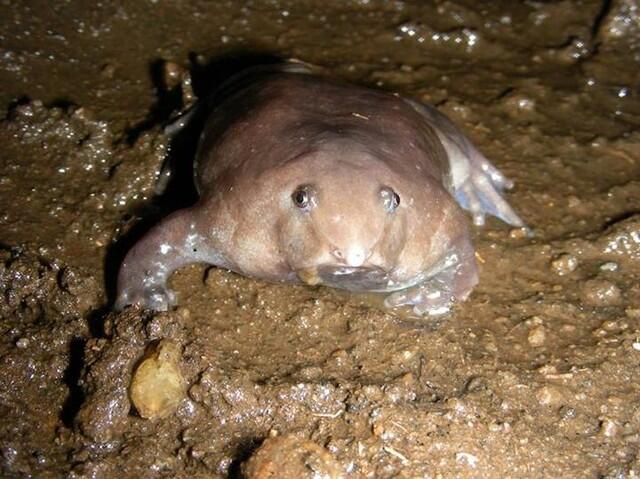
[160,244,171,255]
[185,234,201,249]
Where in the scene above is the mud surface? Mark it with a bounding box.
[1,0,640,477]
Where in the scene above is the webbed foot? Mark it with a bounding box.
[115,284,176,312]
[384,236,479,317]
[454,155,525,228]
[405,98,526,229]
[384,277,456,316]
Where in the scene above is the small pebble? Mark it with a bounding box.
[626,308,640,319]
[298,366,323,380]
[176,307,191,320]
[559,405,577,420]
[242,434,344,479]
[528,326,546,347]
[327,349,349,368]
[509,227,529,239]
[567,195,581,208]
[600,418,621,438]
[455,452,478,468]
[581,279,622,307]
[537,364,557,375]
[15,338,29,349]
[536,385,564,406]
[100,63,116,79]
[600,262,619,272]
[130,340,186,420]
[161,61,185,89]
[550,254,578,275]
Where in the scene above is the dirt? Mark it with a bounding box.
[1,0,640,477]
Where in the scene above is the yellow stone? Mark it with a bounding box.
[130,340,185,420]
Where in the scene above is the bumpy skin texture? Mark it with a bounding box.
[116,68,524,316]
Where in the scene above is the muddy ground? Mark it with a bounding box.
[1,0,640,477]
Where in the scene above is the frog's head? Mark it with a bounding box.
[275,142,409,291]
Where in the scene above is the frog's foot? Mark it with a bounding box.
[115,284,176,312]
[115,207,227,312]
[404,98,526,229]
[384,236,479,316]
[384,278,456,316]
[454,155,525,228]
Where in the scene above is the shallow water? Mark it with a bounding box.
[1,0,639,477]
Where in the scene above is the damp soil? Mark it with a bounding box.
[1,1,640,477]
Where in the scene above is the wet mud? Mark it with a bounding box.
[1,0,640,477]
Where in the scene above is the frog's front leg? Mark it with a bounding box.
[115,207,225,311]
[384,237,478,316]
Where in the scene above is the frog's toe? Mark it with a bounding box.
[455,168,524,228]
[411,295,453,316]
[115,286,176,312]
[145,287,176,311]
[454,181,487,226]
[384,284,454,316]
[384,288,422,309]
[478,156,513,190]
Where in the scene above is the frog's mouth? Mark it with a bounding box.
[297,265,391,292]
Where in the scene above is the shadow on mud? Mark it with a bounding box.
[60,337,86,427]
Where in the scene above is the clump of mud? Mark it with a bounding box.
[0,99,168,278]
[1,0,640,477]
[0,248,93,475]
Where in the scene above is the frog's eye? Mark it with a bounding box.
[380,187,400,213]
[292,185,316,210]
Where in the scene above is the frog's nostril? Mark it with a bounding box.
[333,247,369,267]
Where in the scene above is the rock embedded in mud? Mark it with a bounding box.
[130,340,186,420]
[242,434,344,479]
[581,279,623,307]
[161,60,184,90]
[599,216,640,262]
[536,385,565,407]
[527,326,547,347]
[600,261,619,272]
[550,253,578,275]
[600,417,622,438]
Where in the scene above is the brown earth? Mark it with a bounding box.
[1,0,640,477]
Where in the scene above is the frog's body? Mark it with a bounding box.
[116,66,524,315]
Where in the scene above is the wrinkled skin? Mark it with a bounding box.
[116,67,524,315]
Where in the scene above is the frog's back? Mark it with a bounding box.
[194,72,450,195]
